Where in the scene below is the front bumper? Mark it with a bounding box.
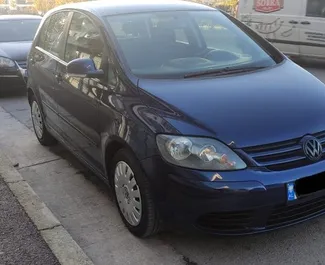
[141,156,325,235]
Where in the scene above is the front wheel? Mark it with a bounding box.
[111,149,161,238]
[31,95,57,146]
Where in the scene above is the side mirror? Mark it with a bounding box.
[66,58,104,78]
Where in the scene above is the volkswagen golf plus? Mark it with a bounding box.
[27,0,325,237]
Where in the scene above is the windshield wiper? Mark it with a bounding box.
[183,66,266,78]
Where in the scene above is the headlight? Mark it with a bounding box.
[0,56,16,68]
[156,135,247,171]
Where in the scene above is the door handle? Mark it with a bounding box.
[301,21,311,25]
[55,73,63,83]
[289,20,298,24]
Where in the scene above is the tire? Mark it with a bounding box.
[30,95,57,146]
[111,148,161,238]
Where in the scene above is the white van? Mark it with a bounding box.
[237,0,325,59]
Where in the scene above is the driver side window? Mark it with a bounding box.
[64,12,107,97]
[64,12,104,70]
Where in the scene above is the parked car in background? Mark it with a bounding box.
[28,0,325,238]
[0,15,41,93]
[237,0,325,59]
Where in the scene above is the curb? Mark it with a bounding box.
[0,151,95,265]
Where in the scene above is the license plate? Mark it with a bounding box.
[287,182,297,201]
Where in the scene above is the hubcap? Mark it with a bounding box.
[114,161,142,226]
[31,101,43,139]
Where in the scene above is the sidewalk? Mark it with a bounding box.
[0,150,95,265]
[0,177,60,265]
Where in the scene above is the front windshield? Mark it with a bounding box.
[0,19,41,42]
[106,11,280,78]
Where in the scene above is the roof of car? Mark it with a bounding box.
[0,15,42,20]
[51,0,215,17]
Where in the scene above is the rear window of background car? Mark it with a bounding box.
[0,19,40,42]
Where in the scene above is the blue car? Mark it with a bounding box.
[27,0,325,237]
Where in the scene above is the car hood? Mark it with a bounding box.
[138,60,325,148]
[0,41,32,62]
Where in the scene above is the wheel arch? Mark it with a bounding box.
[102,136,141,184]
[27,86,42,107]
[27,87,35,106]
[27,87,45,116]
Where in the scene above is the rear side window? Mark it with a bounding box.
[64,12,104,70]
[306,0,325,17]
[38,12,70,58]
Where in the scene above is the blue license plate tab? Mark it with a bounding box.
[287,182,297,201]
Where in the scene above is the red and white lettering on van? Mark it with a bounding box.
[254,0,284,13]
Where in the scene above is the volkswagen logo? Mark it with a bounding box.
[302,137,323,161]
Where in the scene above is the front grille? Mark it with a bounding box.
[243,131,325,171]
[196,197,325,234]
[196,210,254,233]
[267,196,325,228]
[17,61,27,69]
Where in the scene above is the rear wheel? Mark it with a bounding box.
[111,149,161,238]
[31,95,56,146]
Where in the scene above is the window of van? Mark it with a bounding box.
[306,0,325,17]
[106,11,279,79]
[38,12,70,58]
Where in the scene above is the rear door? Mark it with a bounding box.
[55,11,106,171]
[299,0,325,58]
[30,11,70,132]
[238,0,304,56]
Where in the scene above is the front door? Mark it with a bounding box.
[299,0,325,58]
[239,0,304,56]
[31,11,70,132]
[56,12,106,171]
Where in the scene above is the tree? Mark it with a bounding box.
[55,0,84,6]
[34,0,55,13]
[191,0,238,9]
[9,0,17,10]
[224,0,238,6]
[208,0,238,15]
[34,0,86,14]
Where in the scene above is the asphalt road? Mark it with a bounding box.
[0,62,325,265]
[0,177,60,265]
[297,59,325,84]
